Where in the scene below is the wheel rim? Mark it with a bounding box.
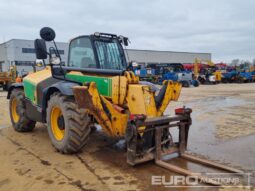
[50,106,65,141]
[11,98,20,123]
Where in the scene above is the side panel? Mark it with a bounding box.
[66,72,112,97]
[23,67,52,105]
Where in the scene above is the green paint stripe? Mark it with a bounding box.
[66,74,112,97]
[23,79,36,104]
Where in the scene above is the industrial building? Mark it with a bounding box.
[0,39,211,75]
[125,49,211,66]
[0,39,68,75]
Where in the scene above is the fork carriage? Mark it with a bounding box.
[126,108,243,185]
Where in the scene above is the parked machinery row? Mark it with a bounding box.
[220,66,255,83]
[2,58,254,92]
[132,62,200,88]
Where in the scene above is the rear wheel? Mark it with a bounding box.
[182,81,190,88]
[3,82,12,91]
[237,78,244,83]
[192,80,199,87]
[46,92,91,153]
[9,89,36,132]
[3,84,8,91]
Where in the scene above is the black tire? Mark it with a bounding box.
[198,76,205,84]
[3,84,8,91]
[237,78,244,83]
[46,92,91,154]
[4,82,12,91]
[182,81,190,88]
[9,89,36,132]
[192,80,200,87]
[221,78,227,83]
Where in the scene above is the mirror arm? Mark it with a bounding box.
[32,64,36,73]
[42,60,46,67]
[48,46,66,81]
[53,40,62,61]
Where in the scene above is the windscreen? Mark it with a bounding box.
[94,39,126,70]
[68,37,97,68]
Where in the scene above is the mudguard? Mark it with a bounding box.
[41,81,80,122]
[42,81,80,109]
[7,83,24,99]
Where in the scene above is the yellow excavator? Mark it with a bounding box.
[194,58,222,84]
[0,65,17,91]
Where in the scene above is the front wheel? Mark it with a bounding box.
[182,81,190,88]
[46,92,91,154]
[192,80,200,87]
[9,89,36,132]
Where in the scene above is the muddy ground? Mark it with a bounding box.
[0,83,254,191]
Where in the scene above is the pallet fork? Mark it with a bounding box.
[127,108,243,185]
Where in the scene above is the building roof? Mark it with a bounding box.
[0,38,68,45]
[126,48,211,55]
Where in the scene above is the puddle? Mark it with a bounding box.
[95,96,255,174]
[186,97,249,114]
[182,97,255,172]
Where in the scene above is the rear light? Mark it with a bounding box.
[175,108,185,114]
[175,107,192,115]
[129,114,146,121]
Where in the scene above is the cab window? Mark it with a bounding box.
[68,37,97,68]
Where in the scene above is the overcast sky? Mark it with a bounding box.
[0,0,254,62]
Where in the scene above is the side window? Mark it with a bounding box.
[94,40,123,69]
[68,37,97,68]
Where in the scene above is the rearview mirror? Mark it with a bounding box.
[40,27,56,41]
[34,39,47,59]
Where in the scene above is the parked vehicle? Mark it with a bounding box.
[221,70,237,83]
[0,65,17,91]
[134,67,159,83]
[155,63,199,87]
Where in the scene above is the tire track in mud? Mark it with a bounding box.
[0,131,97,191]
[0,133,51,166]
[53,168,95,191]
[76,154,107,186]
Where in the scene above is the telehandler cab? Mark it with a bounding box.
[7,27,242,185]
